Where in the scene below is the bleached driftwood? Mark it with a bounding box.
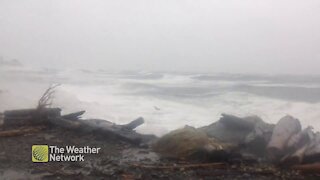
[303,133,320,163]
[280,127,314,165]
[286,127,313,151]
[281,144,310,165]
[267,115,301,161]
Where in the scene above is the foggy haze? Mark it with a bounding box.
[0,0,319,74]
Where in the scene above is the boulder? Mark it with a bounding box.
[152,126,235,162]
[199,114,274,157]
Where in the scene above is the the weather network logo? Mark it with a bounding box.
[32,145,49,162]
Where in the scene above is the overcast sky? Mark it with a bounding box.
[0,0,319,74]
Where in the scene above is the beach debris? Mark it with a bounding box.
[0,85,156,145]
[152,126,235,161]
[286,126,313,152]
[302,132,320,163]
[2,85,320,167]
[61,110,86,121]
[122,117,144,130]
[3,108,155,145]
[37,84,60,110]
[280,127,314,165]
[2,86,320,179]
[281,143,310,165]
[266,116,320,166]
[154,113,320,166]
[3,108,61,128]
[3,85,62,128]
[267,115,301,161]
[2,109,153,145]
[200,114,274,158]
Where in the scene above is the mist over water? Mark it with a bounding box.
[1,64,320,136]
[1,1,320,136]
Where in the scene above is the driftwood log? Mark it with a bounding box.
[4,108,61,118]
[122,117,144,130]
[303,133,320,163]
[267,115,301,161]
[3,108,61,128]
[281,144,310,165]
[48,117,82,129]
[280,127,314,165]
[47,115,153,145]
[2,107,154,145]
[61,111,86,120]
[286,127,313,152]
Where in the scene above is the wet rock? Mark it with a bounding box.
[152,126,234,161]
[199,114,274,157]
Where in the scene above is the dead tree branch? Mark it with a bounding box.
[37,84,61,110]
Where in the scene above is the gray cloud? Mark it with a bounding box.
[0,0,319,74]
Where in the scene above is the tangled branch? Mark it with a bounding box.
[37,84,61,110]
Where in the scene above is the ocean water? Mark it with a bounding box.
[1,65,320,136]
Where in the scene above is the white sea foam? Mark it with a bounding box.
[1,66,320,136]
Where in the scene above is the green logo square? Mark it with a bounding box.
[32,145,49,162]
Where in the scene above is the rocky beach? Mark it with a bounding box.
[1,104,320,179]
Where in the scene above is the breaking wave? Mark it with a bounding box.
[1,65,320,136]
